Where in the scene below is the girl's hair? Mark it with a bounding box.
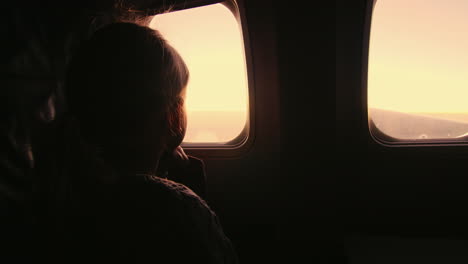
[54,22,189,193]
[65,22,189,148]
[33,23,190,250]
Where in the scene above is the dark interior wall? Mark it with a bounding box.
[200,1,282,262]
[337,0,468,253]
[183,1,337,261]
[273,0,336,261]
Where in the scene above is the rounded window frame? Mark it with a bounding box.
[147,0,255,157]
[364,0,468,148]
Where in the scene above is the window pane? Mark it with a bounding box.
[368,0,468,141]
[150,3,248,143]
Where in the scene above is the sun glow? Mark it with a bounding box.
[150,4,248,143]
[369,0,468,114]
[368,0,468,140]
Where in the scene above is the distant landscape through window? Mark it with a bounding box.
[368,0,468,141]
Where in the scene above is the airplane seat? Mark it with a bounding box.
[0,75,56,261]
[0,114,34,260]
[0,6,89,260]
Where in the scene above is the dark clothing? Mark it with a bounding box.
[45,174,238,263]
[29,119,239,262]
[166,155,207,199]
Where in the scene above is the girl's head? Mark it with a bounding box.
[65,22,189,171]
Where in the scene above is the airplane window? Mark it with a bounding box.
[150,3,249,145]
[368,0,468,143]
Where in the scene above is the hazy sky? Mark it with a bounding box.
[150,4,248,112]
[368,0,468,113]
[149,4,248,142]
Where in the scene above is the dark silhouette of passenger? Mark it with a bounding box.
[0,5,83,261]
[39,22,238,263]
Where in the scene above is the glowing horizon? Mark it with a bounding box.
[150,4,248,143]
[368,0,468,114]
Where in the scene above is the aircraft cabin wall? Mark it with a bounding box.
[338,0,468,262]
